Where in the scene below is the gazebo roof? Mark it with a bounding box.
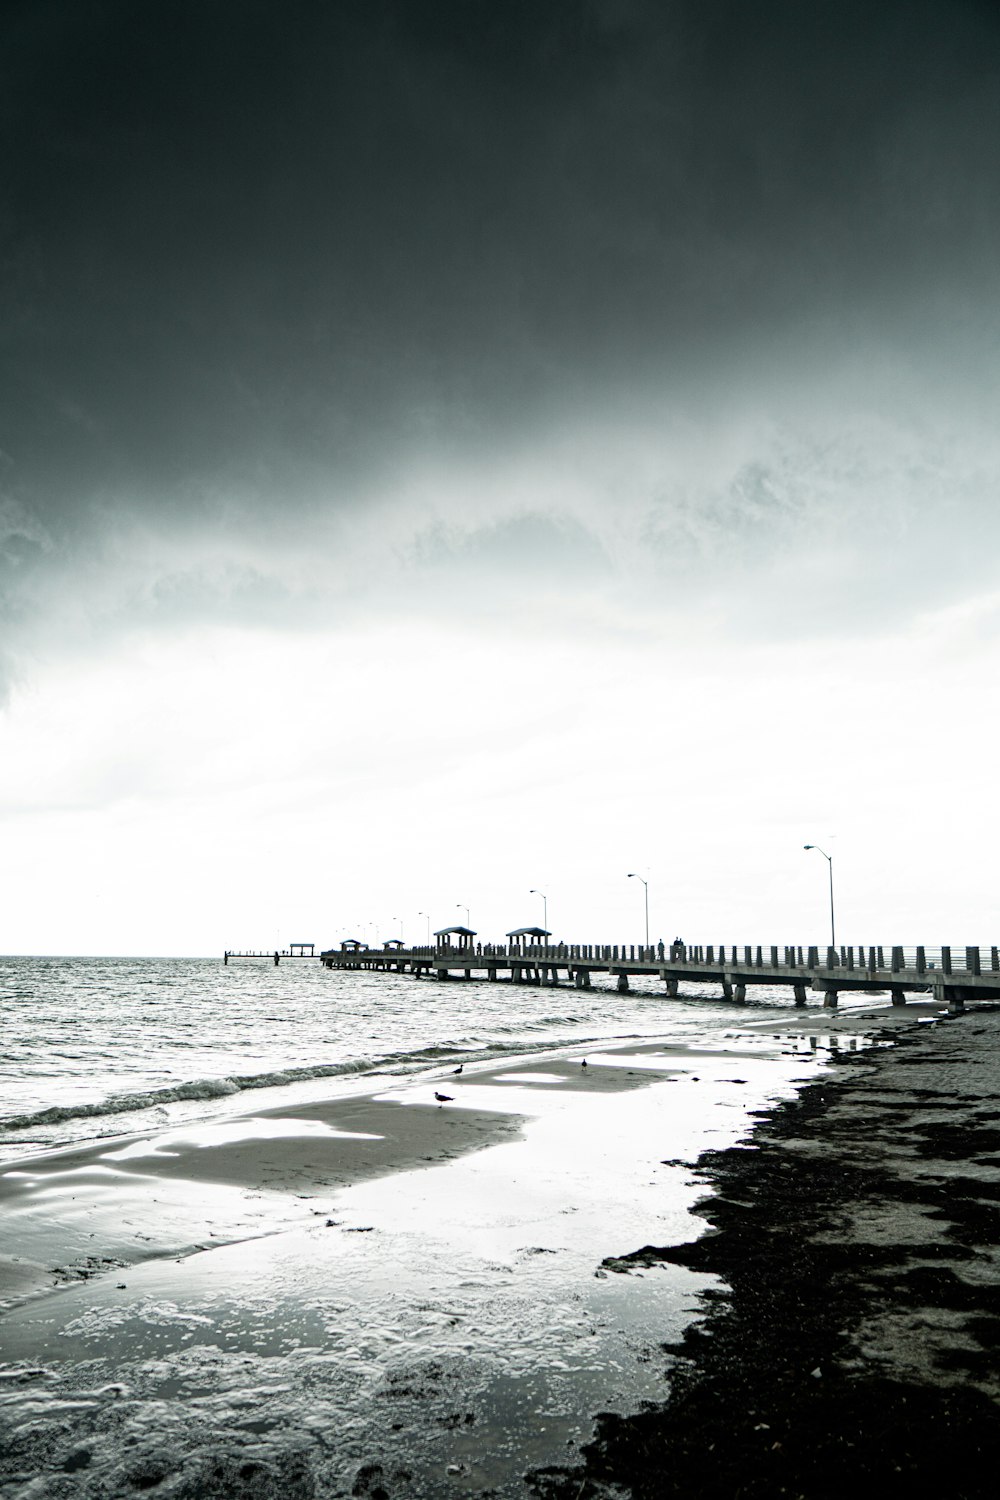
[434,925,477,937]
[506,926,551,938]
[383,939,405,948]
[340,938,367,949]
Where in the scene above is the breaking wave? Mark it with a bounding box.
[0,1032,607,1136]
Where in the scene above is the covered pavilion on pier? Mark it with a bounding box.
[434,925,477,951]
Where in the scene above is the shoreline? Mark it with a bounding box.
[531,1005,1000,1497]
[0,1008,950,1496]
[0,1022,850,1317]
[0,1030,767,1308]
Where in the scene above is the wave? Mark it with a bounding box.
[0,1034,604,1136]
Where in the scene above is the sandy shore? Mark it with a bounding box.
[531,1005,1000,1497]
[0,1007,964,1497]
[0,1048,697,1313]
[0,1088,529,1311]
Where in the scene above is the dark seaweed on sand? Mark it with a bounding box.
[528,1013,1000,1499]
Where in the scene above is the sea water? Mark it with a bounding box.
[0,954,878,1163]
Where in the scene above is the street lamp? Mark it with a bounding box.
[627,873,649,947]
[457,904,470,927]
[392,915,403,942]
[418,911,431,945]
[529,888,548,931]
[804,845,836,948]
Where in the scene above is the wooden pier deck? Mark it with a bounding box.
[318,940,1000,1011]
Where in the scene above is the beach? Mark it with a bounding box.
[0,993,880,1499]
[536,1004,1000,1497]
[3,988,988,1496]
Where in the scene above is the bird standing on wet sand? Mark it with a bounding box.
[581,1059,588,1069]
[452,1063,463,1074]
[434,1091,453,1104]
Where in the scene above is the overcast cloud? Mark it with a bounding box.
[3,1,1000,953]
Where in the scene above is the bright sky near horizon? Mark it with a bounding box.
[3,0,1000,956]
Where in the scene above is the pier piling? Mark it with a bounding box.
[309,939,999,1011]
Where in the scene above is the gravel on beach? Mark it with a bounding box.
[529,1007,1000,1499]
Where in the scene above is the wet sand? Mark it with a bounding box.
[0,1011,962,1496]
[0,1050,692,1312]
[532,1006,1000,1497]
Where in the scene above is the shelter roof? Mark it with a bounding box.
[434,925,476,937]
[506,926,552,938]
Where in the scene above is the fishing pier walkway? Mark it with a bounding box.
[225,944,315,965]
[319,940,1000,1012]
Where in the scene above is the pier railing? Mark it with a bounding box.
[388,942,999,974]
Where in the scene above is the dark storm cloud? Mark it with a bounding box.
[3,0,999,502]
[3,0,1000,686]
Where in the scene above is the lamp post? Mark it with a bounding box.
[457,904,470,928]
[529,888,548,932]
[804,845,836,949]
[418,911,430,945]
[393,915,403,942]
[627,872,649,947]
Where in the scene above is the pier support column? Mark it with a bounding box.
[617,972,630,993]
[487,966,498,982]
[890,986,907,1006]
[816,981,838,1008]
[793,983,808,1007]
[721,978,733,1001]
[511,965,522,984]
[435,968,449,982]
[664,977,678,997]
[574,968,591,988]
[733,982,746,1004]
[945,987,966,1014]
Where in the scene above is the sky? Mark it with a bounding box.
[3,0,1000,956]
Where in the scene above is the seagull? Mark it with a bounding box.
[434,1091,453,1104]
[581,1059,588,1069]
[452,1063,463,1075]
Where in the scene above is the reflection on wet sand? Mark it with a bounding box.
[0,1014,937,1497]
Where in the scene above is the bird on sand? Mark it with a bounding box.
[581,1059,588,1069]
[452,1063,463,1074]
[434,1091,453,1104]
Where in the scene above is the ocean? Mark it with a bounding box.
[0,954,875,1164]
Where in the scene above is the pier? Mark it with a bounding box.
[225,943,315,965]
[318,939,1000,1011]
